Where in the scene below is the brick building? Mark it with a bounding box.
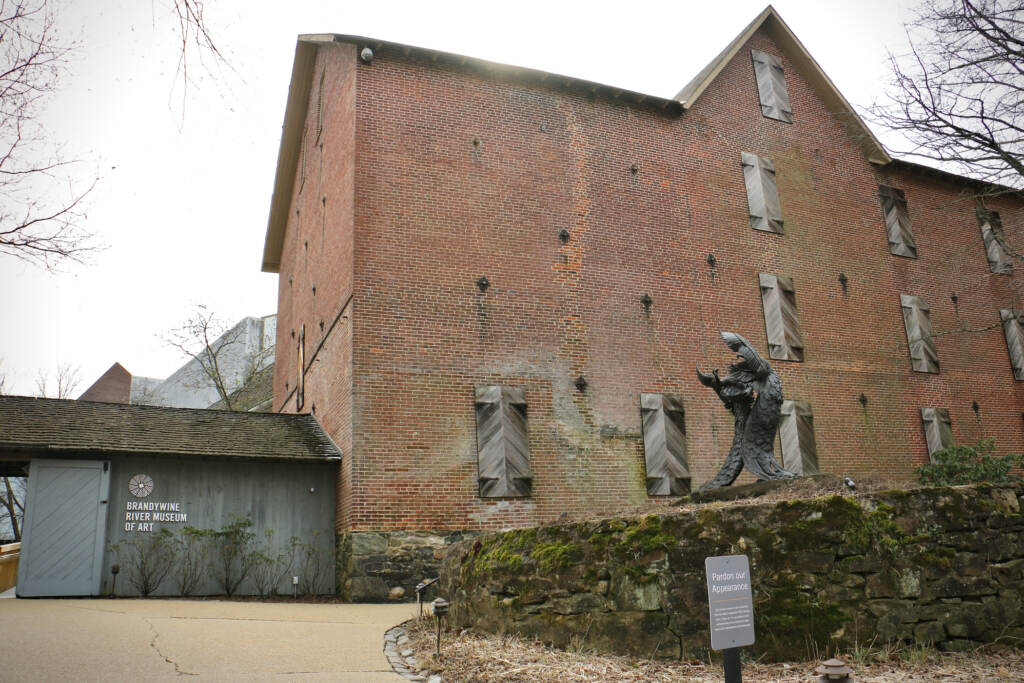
[262,7,1024,599]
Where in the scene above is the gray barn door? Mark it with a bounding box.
[18,459,110,597]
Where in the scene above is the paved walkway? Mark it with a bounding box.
[0,598,413,681]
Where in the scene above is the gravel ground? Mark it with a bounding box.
[403,618,1024,682]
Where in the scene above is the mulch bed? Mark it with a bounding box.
[403,617,1024,682]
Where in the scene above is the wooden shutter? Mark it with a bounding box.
[779,400,818,475]
[296,323,305,410]
[475,386,532,497]
[979,210,1013,274]
[900,294,939,373]
[742,152,784,233]
[879,185,917,258]
[1001,309,1024,380]
[920,407,953,460]
[640,393,691,496]
[751,49,793,123]
[759,273,804,362]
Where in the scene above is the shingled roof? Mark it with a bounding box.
[0,396,342,462]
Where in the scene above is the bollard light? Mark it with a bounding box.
[815,657,853,682]
[432,597,450,658]
[110,563,120,598]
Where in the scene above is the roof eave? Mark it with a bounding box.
[261,36,329,273]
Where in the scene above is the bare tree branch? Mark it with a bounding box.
[0,0,98,270]
[870,0,1024,193]
[162,305,273,412]
[34,362,80,398]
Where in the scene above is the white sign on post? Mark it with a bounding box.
[705,554,756,650]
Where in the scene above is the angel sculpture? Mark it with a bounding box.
[696,332,796,491]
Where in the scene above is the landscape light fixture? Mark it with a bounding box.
[432,597,450,657]
[110,564,120,597]
[416,577,438,618]
[815,657,853,682]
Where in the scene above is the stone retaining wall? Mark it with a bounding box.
[338,530,481,601]
[439,483,1024,660]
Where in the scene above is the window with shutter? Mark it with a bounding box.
[978,209,1013,274]
[759,273,804,362]
[742,152,784,233]
[474,386,532,498]
[920,407,953,460]
[640,393,691,496]
[751,49,793,123]
[779,400,818,476]
[1001,309,1024,380]
[900,294,939,373]
[296,324,305,411]
[879,185,917,258]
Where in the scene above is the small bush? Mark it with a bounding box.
[250,531,299,598]
[176,526,214,596]
[212,514,258,596]
[111,528,177,596]
[917,439,1024,486]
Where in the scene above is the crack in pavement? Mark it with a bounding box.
[144,617,197,677]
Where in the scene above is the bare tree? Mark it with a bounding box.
[34,363,80,398]
[0,473,25,541]
[0,0,97,270]
[870,0,1024,193]
[162,305,273,412]
[0,0,231,270]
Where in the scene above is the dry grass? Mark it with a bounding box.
[405,618,1024,682]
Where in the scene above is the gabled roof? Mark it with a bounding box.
[675,5,891,165]
[0,396,342,462]
[261,8,902,272]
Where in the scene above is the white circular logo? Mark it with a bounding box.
[128,474,154,498]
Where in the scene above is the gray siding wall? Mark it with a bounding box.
[101,455,336,596]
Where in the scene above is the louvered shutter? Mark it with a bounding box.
[742,152,784,233]
[900,294,939,373]
[475,386,532,497]
[751,49,793,123]
[1001,309,1024,380]
[920,407,953,460]
[779,400,818,476]
[760,273,804,362]
[979,210,1013,274]
[640,393,691,496]
[879,185,917,258]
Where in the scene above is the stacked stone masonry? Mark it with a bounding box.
[439,483,1024,660]
[268,17,1024,598]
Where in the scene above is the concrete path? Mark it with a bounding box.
[0,598,414,681]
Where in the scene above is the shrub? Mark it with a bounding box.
[916,439,1024,486]
[211,514,258,596]
[250,531,299,598]
[176,526,214,596]
[110,528,177,596]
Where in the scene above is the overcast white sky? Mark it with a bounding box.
[0,0,916,396]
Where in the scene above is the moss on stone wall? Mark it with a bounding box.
[440,483,1024,661]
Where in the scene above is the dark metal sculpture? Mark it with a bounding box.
[696,332,796,490]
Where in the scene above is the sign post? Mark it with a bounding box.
[705,554,755,683]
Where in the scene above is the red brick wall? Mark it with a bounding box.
[273,43,357,532]
[78,363,131,403]
[275,28,1024,534]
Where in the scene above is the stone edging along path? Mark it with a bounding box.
[384,620,441,682]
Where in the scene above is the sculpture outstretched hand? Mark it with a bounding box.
[696,332,795,491]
